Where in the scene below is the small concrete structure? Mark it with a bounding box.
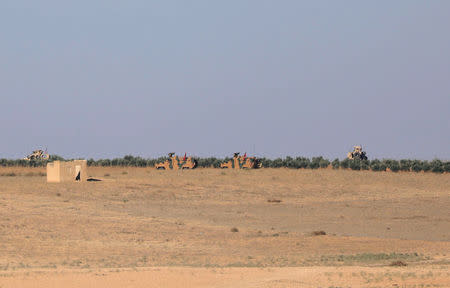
[47,160,87,183]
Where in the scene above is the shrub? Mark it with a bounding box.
[430,159,444,173]
[422,160,431,172]
[271,158,284,168]
[319,158,330,168]
[309,157,324,169]
[370,159,386,171]
[49,155,65,161]
[197,157,222,168]
[2,172,16,177]
[411,160,423,172]
[384,159,400,172]
[360,160,370,170]
[294,157,310,169]
[400,159,412,172]
[349,159,361,170]
[444,161,450,173]
[283,156,294,168]
[259,158,272,168]
[340,158,351,169]
[390,260,407,267]
[331,158,340,169]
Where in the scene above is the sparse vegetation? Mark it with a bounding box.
[0,166,447,287]
[390,260,408,266]
[267,199,282,203]
[316,253,424,265]
[1,172,17,177]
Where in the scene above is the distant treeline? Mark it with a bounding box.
[0,155,449,173]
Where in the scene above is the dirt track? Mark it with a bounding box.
[0,167,449,287]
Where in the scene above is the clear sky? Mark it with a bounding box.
[1,1,449,160]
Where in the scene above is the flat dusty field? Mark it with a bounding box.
[0,167,449,287]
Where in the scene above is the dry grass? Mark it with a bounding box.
[390,260,408,266]
[0,167,448,287]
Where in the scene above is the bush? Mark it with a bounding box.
[360,160,370,170]
[444,161,450,173]
[294,157,310,169]
[370,159,386,171]
[400,159,412,172]
[331,158,340,169]
[197,157,222,168]
[340,158,351,169]
[384,159,400,172]
[430,159,444,173]
[309,157,321,169]
[283,156,294,168]
[422,161,431,172]
[410,160,422,172]
[271,158,284,168]
[259,158,271,168]
[349,159,362,170]
[319,158,330,168]
[49,155,65,162]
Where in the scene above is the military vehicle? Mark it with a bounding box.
[24,149,50,161]
[347,146,368,160]
[155,153,198,170]
[220,152,262,169]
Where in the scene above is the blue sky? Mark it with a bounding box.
[1,1,449,159]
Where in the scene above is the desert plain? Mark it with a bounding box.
[0,167,449,287]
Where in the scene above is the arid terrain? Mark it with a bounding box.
[0,167,449,287]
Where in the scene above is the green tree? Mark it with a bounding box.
[331,158,340,169]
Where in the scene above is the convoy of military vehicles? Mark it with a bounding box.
[23,146,369,170]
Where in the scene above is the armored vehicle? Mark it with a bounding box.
[220,152,262,169]
[24,149,50,161]
[155,153,198,170]
[347,146,368,160]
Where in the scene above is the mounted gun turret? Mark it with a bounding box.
[347,146,368,160]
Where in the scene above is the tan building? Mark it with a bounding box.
[47,160,88,183]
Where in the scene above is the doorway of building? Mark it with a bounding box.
[75,165,81,181]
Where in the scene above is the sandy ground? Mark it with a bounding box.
[1,266,450,288]
[0,167,449,287]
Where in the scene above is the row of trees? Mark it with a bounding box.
[0,155,449,173]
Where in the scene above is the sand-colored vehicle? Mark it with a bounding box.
[220,152,262,169]
[347,146,368,160]
[24,149,50,161]
[155,153,198,170]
